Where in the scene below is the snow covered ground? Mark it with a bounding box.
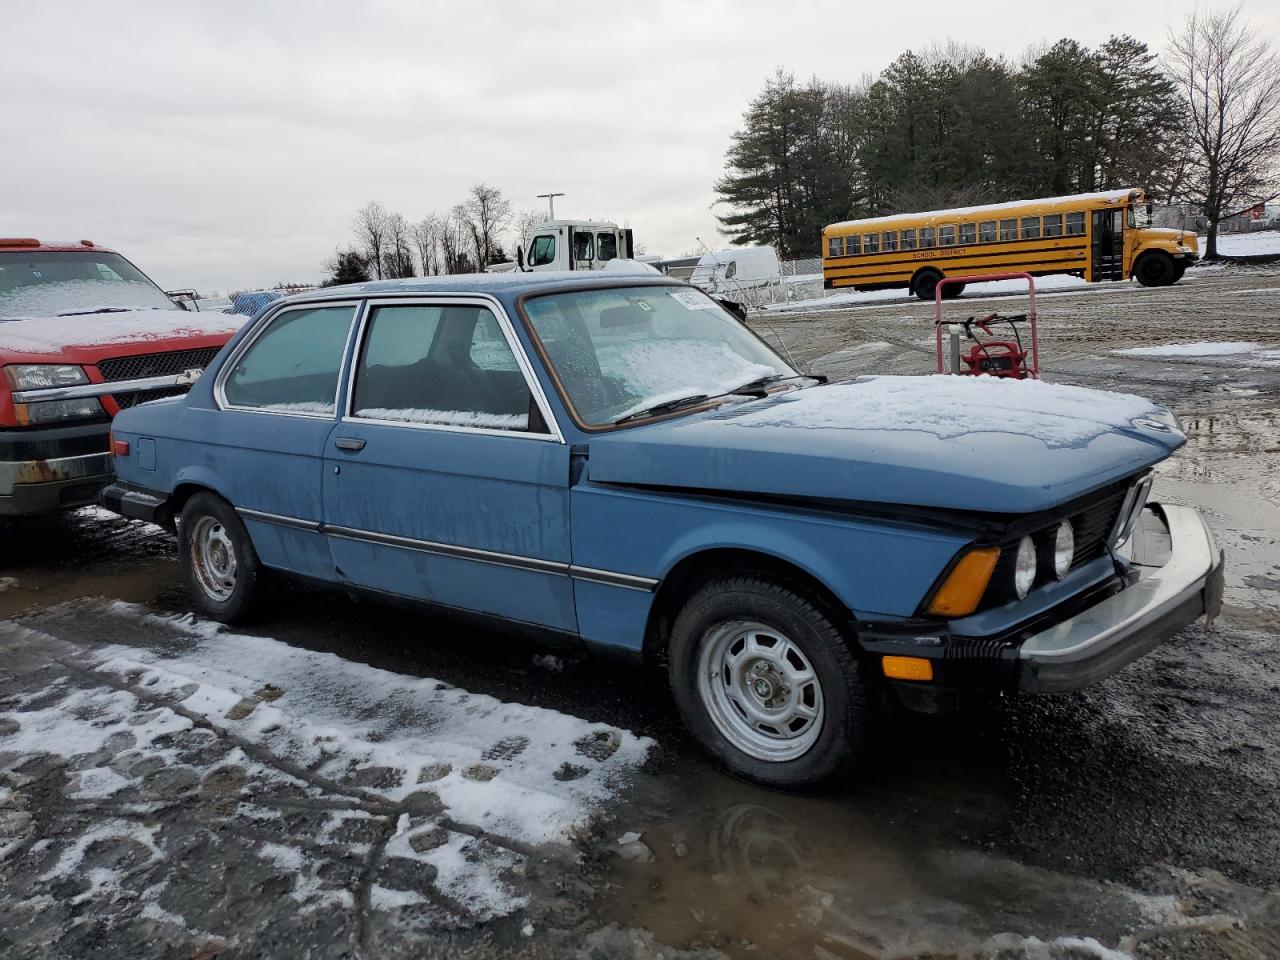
[1198,229,1280,257]
[1114,341,1280,367]
[767,273,1095,313]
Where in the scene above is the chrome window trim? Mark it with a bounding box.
[241,509,658,592]
[340,293,565,444]
[213,300,363,420]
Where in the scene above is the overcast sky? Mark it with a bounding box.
[5,0,1277,294]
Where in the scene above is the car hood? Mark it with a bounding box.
[586,376,1185,514]
[0,309,244,363]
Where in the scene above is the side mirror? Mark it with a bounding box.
[517,246,525,271]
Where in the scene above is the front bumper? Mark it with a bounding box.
[1016,503,1222,692]
[862,502,1223,709]
[0,423,112,515]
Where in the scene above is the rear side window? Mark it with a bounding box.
[999,219,1018,241]
[959,223,976,245]
[1021,216,1041,240]
[846,235,861,256]
[979,221,996,243]
[827,236,842,258]
[882,231,898,252]
[1044,214,1064,237]
[938,225,956,246]
[597,233,618,261]
[222,305,354,414]
[900,229,917,250]
[920,227,935,249]
[1066,212,1086,235]
[863,233,879,254]
[352,304,536,432]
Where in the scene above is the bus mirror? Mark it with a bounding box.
[517,246,525,271]
[1146,201,1154,224]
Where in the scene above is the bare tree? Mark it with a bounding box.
[440,205,475,274]
[413,214,442,276]
[352,201,391,280]
[509,209,542,263]
[463,184,513,267]
[381,212,417,279]
[1167,4,1280,258]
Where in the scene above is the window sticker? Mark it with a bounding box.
[669,290,717,310]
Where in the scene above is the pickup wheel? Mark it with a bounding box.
[667,576,877,790]
[178,492,261,622]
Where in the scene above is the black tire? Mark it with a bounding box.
[941,281,966,299]
[1171,261,1187,283]
[178,492,261,622]
[1134,252,1176,287]
[667,576,879,790]
[912,269,943,300]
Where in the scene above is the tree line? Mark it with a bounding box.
[325,184,544,285]
[715,6,1280,259]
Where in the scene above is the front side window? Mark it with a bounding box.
[223,305,354,414]
[523,285,794,428]
[999,218,1018,241]
[597,233,618,261]
[1044,214,1064,237]
[939,225,956,246]
[352,304,536,432]
[979,220,997,243]
[920,227,936,249]
[1021,216,1041,240]
[882,231,898,253]
[864,233,879,254]
[529,235,556,267]
[900,229,917,250]
[724,260,738,280]
[1066,212,1086,236]
[959,223,976,245]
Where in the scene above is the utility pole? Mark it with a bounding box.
[536,192,565,220]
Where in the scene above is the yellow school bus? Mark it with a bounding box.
[822,189,1199,300]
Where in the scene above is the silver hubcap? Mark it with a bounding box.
[696,620,824,763]
[190,516,237,603]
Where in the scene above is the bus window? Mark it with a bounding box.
[939,225,956,246]
[1044,214,1064,237]
[882,231,898,252]
[900,228,917,250]
[847,235,861,256]
[1021,217,1041,240]
[979,221,996,243]
[920,227,935,249]
[959,223,976,245]
[864,233,879,254]
[999,219,1018,241]
[1066,212,1085,235]
[827,236,843,258]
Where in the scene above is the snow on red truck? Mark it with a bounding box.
[0,239,243,515]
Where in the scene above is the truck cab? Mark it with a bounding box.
[518,220,635,273]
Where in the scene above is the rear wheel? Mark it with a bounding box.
[1134,252,1176,287]
[179,492,261,622]
[912,269,943,300]
[667,576,878,790]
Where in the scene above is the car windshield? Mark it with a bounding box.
[0,250,175,319]
[522,284,795,427]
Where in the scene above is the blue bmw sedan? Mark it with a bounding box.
[101,273,1223,788]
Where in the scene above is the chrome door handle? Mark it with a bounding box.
[334,437,366,452]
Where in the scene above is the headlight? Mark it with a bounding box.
[16,398,105,425]
[1052,521,1075,580]
[3,364,89,390]
[1014,535,1037,599]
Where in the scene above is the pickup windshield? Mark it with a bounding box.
[522,284,795,427]
[0,250,175,319]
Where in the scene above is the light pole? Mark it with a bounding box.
[536,192,565,220]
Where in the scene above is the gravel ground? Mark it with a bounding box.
[2,264,1279,960]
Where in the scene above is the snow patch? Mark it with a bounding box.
[1115,341,1280,366]
[355,407,527,430]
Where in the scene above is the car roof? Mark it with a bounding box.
[288,271,681,303]
[0,239,118,254]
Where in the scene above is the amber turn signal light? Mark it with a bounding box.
[927,546,1000,617]
[882,655,934,682]
[110,434,130,457]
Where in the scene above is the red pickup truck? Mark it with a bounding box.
[0,238,243,515]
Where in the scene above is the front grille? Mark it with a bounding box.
[113,387,189,409]
[980,480,1132,610]
[98,347,221,383]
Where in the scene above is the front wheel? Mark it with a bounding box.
[667,577,878,790]
[1134,252,1176,287]
[178,492,261,622]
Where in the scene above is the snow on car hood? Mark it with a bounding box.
[0,309,245,361]
[587,376,1185,514]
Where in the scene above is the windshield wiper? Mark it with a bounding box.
[56,306,158,317]
[730,373,821,396]
[613,394,711,425]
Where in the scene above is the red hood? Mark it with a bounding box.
[0,309,245,365]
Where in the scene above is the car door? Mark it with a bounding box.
[322,297,576,632]
[210,300,359,582]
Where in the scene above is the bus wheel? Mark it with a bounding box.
[912,269,943,300]
[941,282,965,299]
[1134,252,1176,287]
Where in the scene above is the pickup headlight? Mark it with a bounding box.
[3,364,89,390]
[17,397,105,425]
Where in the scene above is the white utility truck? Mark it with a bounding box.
[515,220,636,272]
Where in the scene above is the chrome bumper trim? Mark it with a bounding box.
[0,451,112,496]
